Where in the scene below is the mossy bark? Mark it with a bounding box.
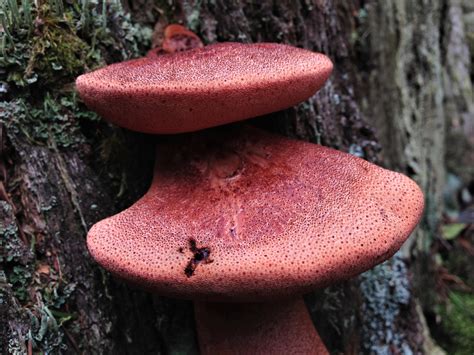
[1,0,472,354]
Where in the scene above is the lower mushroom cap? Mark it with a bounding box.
[87,125,424,302]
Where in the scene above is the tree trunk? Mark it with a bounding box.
[1,0,472,354]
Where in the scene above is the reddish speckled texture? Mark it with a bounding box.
[195,299,328,355]
[75,43,333,134]
[87,126,424,302]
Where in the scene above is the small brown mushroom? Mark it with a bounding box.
[162,24,204,53]
[147,24,204,57]
[87,126,424,354]
[76,42,333,134]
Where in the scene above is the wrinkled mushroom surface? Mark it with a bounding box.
[87,126,424,301]
[76,43,333,134]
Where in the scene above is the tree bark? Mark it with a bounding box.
[1,0,472,354]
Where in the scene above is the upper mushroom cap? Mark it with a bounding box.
[87,126,424,302]
[76,43,333,134]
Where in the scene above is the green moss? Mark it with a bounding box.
[2,1,91,88]
[1,0,150,89]
[0,0,151,147]
[439,291,474,355]
[0,1,152,352]
[1,94,98,147]
[8,266,32,301]
[25,15,91,86]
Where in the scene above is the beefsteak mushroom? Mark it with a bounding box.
[86,126,424,354]
[75,42,333,134]
[77,34,424,354]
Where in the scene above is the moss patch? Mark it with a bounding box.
[0,0,151,147]
[439,291,474,355]
[0,1,152,353]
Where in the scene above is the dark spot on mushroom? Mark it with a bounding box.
[185,238,213,277]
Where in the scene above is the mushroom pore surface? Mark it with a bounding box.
[76,43,333,134]
[87,125,424,302]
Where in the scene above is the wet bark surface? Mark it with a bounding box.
[2,0,472,353]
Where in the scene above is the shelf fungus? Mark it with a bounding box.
[76,42,333,134]
[77,26,424,355]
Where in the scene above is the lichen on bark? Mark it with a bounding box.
[0,1,158,353]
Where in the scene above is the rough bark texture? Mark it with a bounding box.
[1,0,472,354]
[361,0,445,254]
[359,0,473,352]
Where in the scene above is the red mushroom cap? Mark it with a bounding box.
[87,126,424,302]
[76,43,333,134]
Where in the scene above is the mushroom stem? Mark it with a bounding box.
[194,298,328,355]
